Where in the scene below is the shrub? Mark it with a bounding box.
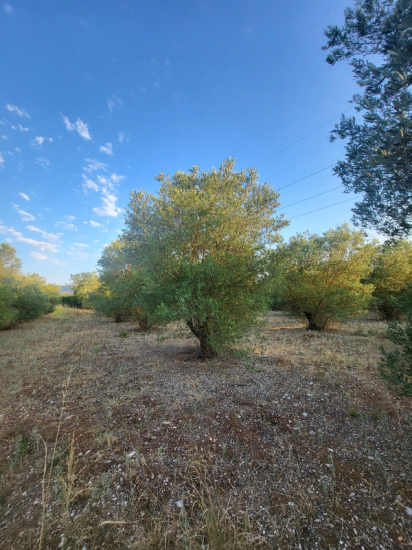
[379,294,412,397]
[60,295,83,308]
[0,281,19,329]
[14,284,52,320]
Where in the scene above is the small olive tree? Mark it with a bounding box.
[368,240,412,320]
[123,158,288,357]
[69,271,100,308]
[274,224,376,330]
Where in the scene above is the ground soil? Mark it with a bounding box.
[0,308,411,549]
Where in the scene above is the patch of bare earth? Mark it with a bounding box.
[0,308,411,549]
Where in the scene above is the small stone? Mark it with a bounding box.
[176,500,183,508]
[127,451,136,458]
[406,507,412,517]
[302,412,308,417]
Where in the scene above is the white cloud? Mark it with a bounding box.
[73,242,89,248]
[50,259,67,266]
[67,250,91,260]
[32,136,44,147]
[31,136,53,148]
[19,192,30,201]
[89,220,101,227]
[55,221,77,231]
[82,174,99,193]
[0,225,58,252]
[18,124,29,132]
[26,225,61,242]
[93,193,121,217]
[30,251,47,260]
[12,203,35,221]
[35,157,50,169]
[62,115,91,140]
[117,131,124,143]
[6,103,30,118]
[2,135,8,140]
[99,142,113,155]
[83,158,108,173]
[110,173,125,184]
[0,151,4,166]
[4,4,14,14]
[65,215,76,221]
[15,147,20,152]
[107,95,123,112]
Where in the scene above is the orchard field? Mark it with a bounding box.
[0,307,411,549]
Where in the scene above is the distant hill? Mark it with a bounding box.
[59,286,73,295]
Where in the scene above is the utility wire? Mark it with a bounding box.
[281,185,343,209]
[257,107,353,167]
[289,197,357,220]
[278,161,340,191]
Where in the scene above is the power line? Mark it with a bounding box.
[278,161,340,191]
[281,185,343,209]
[289,197,357,220]
[257,107,353,167]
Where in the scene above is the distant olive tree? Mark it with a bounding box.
[368,240,412,320]
[274,224,376,330]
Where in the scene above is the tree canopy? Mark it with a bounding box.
[123,158,288,356]
[324,0,412,236]
[273,224,376,330]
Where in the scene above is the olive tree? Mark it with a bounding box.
[323,0,412,237]
[123,158,288,357]
[275,224,376,330]
[369,240,412,320]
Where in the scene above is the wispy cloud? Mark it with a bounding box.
[35,157,50,169]
[26,225,61,242]
[93,193,121,217]
[2,135,8,140]
[19,192,30,201]
[4,4,14,15]
[6,103,30,118]
[31,136,53,148]
[12,203,35,221]
[89,220,101,227]
[99,142,113,155]
[55,221,77,231]
[0,225,58,252]
[117,131,124,143]
[0,152,4,166]
[83,158,108,173]
[107,95,124,112]
[62,115,91,140]
[30,251,48,260]
[67,249,91,260]
[18,124,29,132]
[73,242,89,248]
[65,215,76,221]
[82,174,99,193]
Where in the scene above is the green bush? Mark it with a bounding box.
[0,281,19,329]
[379,294,412,397]
[60,295,83,308]
[14,284,52,320]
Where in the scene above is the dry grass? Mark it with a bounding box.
[0,307,411,549]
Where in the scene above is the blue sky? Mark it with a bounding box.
[1,0,362,284]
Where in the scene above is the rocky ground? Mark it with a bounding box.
[0,307,411,549]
